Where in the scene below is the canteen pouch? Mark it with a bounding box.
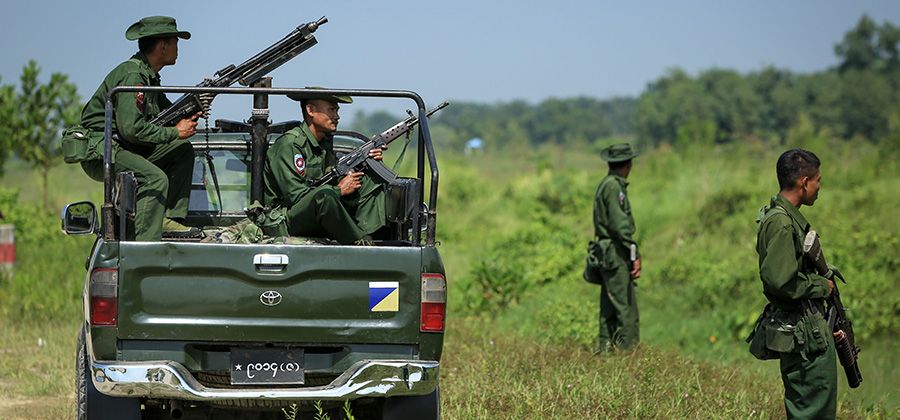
[764,318,797,354]
[585,239,619,284]
[747,307,777,360]
[61,126,101,163]
[584,240,602,284]
[589,239,619,269]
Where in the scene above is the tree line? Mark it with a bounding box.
[354,15,900,150]
[1,15,897,208]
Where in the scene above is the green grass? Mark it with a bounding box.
[0,136,897,418]
[442,318,872,419]
[0,321,78,420]
[438,136,899,415]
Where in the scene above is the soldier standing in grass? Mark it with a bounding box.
[77,16,210,241]
[748,148,838,419]
[584,143,642,352]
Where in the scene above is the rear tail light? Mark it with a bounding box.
[90,268,118,326]
[420,273,446,332]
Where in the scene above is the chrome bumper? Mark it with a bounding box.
[91,359,439,401]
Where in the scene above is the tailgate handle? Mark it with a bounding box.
[253,254,289,273]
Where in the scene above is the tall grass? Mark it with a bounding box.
[0,134,896,417]
[438,135,898,413]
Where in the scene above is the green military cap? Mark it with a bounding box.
[287,87,353,104]
[125,16,191,41]
[600,143,639,162]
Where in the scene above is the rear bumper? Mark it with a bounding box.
[91,358,439,401]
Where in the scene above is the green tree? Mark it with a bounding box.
[698,68,763,142]
[0,77,15,176]
[11,60,82,208]
[835,15,880,72]
[839,69,892,139]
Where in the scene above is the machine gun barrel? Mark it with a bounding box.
[150,17,328,126]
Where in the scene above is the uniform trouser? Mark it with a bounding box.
[81,140,194,242]
[284,173,386,245]
[599,256,639,350]
[779,341,838,419]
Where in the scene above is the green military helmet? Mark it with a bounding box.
[125,16,191,41]
[287,86,353,104]
[600,143,639,163]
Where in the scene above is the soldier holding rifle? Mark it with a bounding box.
[78,16,210,240]
[749,149,842,419]
[263,90,387,245]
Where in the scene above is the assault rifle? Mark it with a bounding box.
[311,101,449,187]
[803,230,863,388]
[150,17,328,126]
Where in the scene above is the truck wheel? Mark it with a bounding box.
[75,326,142,420]
[381,387,440,420]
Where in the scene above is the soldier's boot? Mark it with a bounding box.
[595,340,613,355]
[162,218,202,239]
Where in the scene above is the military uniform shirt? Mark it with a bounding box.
[593,173,639,257]
[263,122,341,208]
[756,194,830,307]
[80,52,179,146]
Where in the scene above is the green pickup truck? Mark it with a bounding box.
[62,88,446,420]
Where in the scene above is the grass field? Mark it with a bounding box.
[0,134,897,418]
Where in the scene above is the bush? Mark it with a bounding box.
[0,187,89,321]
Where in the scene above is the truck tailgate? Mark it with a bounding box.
[117,242,422,344]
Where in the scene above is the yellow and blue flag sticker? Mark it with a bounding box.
[369,281,399,312]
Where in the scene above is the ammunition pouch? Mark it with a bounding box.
[747,305,778,360]
[62,125,103,164]
[584,239,619,285]
[246,204,289,238]
[747,303,829,361]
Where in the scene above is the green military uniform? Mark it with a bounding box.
[78,16,194,241]
[263,121,386,244]
[753,194,836,419]
[591,144,640,351]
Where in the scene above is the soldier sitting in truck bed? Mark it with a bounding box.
[262,90,387,245]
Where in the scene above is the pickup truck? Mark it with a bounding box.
[62,87,446,420]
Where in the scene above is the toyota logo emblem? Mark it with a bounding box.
[260,291,282,306]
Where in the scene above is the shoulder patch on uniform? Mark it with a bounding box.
[293,153,306,176]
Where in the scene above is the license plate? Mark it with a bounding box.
[230,348,304,385]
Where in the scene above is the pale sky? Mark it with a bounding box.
[2,0,899,122]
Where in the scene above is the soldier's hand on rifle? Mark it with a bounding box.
[630,258,642,279]
[175,112,202,139]
[337,171,364,196]
[827,279,835,296]
[368,146,386,161]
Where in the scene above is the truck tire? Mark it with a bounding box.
[75,326,142,420]
[381,387,439,420]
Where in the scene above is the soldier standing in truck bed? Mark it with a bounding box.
[79,16,208,241]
